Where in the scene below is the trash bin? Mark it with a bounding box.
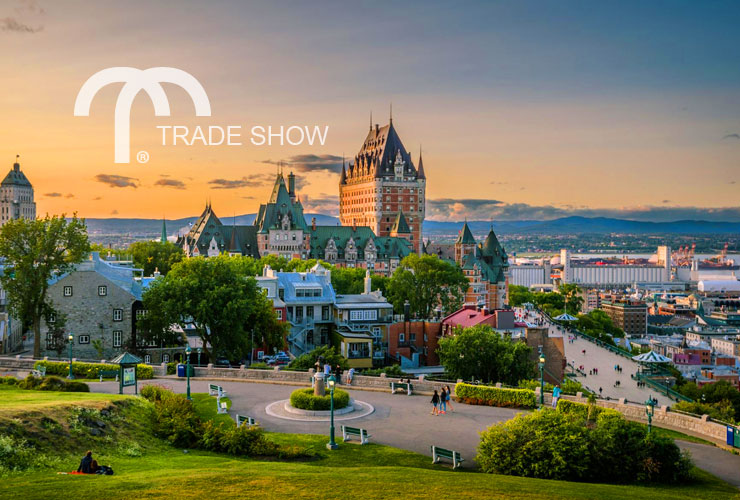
[177,363,185,378]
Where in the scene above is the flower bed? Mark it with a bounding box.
[454,383,536,409]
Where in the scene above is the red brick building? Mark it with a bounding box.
[388,321,441,366]
[339,118,426,254]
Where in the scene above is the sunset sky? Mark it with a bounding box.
[1,0,739,221]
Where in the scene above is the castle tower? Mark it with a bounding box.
[339,117,426,253]
[1,156,36,226]
[454,222,476,265]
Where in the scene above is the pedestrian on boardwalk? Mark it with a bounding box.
[552,384,562,408]
[431,390,440,415]
[599,387,603,396]
[439,387,447,414]
[445,385,454,412]
[347,367,355,385]
[323,363,330,376]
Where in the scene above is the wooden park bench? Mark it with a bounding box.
[31,365,46,378]
[341,425,371,445]
[209,384,226,397]
[99,370,118,382]
[431,446,464,469]
[234,414,257,427]
[390,381,413,395]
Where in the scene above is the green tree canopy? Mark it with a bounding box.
[128,240,184,276]
[140,255,288,362]
[437,325,534,384]
[386,254,468,318]
[0,214,90,357]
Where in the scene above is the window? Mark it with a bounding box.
[47,333,56,349]
[163,354,170,363]
[98,285,107,296]
[350,310,378,321]
[113,330,122,348]
[276,309,283,320]
[306,306,314,318]
[144,354,151,364]
[78,335,90,344]
[399,333,405,343]
[410,333,416,342]
[113,309,123,321]
[63,286,73,297]
[322,306,331,321]
[136,310,147,320]
[48,313,56,324]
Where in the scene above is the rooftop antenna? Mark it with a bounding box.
[389,102,393,125]
[369,111,373,130]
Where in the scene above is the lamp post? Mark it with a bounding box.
[185,345,192,401]
[538,352,546,408]
[326,374,338,450]
[645,396,656,434]
[197,347,202,367]
[67,333,75,380]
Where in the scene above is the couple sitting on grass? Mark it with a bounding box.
[77,451,113,475]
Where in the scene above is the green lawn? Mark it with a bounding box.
[0,388,737,500]
[0,385,128,412]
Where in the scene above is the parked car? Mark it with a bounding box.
[215,357,231,367]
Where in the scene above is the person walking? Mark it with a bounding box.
[552,384,562,408]
[431,390,440,416]
[347,367,355,385]
[445,385,454,412]
[439,387,447,414]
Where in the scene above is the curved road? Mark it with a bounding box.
[89,377,740,488]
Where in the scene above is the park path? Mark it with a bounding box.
[521,308,667,405]
[85,377,740,489]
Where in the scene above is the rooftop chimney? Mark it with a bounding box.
[311,217,316,230]
[363,270,371,294]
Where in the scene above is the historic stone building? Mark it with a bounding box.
[178,172,413,275]
[1,157,36,226]
[40,252,147,360]
[339,118,426,253]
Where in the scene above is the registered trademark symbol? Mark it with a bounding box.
[137,151,150,163]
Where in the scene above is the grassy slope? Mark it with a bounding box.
[0,388,737,500]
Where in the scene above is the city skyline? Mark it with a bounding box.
[1,0,739,221]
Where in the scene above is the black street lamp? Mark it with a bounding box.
[326,374,338,450]
[645,396,656,433]
[185,345,192,400]
[538,352,546,408]
[67,333,75,380]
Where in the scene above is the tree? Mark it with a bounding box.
[288,345,349,371]
[128,240,184,276]
[437,325,534,384]
[0,214,90,358]
[386,254,468,318]
[508,285,533,307]
[558,283,583,315]
[140,255,287,362]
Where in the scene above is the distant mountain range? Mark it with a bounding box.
[82,214,740,239]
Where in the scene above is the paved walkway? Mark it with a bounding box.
[522,309,667,405]
[90,377,740,488]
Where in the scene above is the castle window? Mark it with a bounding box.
[98,285,107,296]
[78,335,90,344]
[64,286,73,297]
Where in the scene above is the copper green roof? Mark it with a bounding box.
[307,225,412,260]
[254,174,308,233]
[391,210,410,234]
[2,162,32,187]
[456,222,475,244]
[110,352,142,365]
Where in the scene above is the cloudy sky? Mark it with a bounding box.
[1,0,739,221]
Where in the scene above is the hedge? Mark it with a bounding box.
[289,388,350,411]
[454,383,536,409]
[556,399,620,421]
[33,360,154,380]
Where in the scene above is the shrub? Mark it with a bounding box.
[673,400,736,424]
[200,420,228,451]
[151,393,203,448]
[220,424,278,456]
[289,388,350,411]
[64,381,91,392]
[454,383,536,409]
[17,374,42,390]
[249,362,270,370]
[141,384,171,402]
[477,408,693,484]
[15,375,89,393]
[556,399,620,421]
[0,375,18,385]
[0,434,58,472]
[166,362,177,375]
[33,360,154,380]
[361,365,407,377]
[477,411,593,480]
